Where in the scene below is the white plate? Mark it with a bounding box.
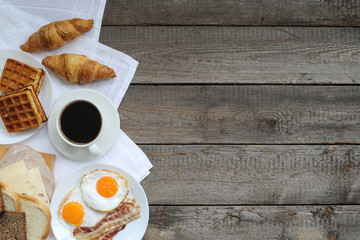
[0,49,52,144]
[48,89,119,161]
[50,163,149,240]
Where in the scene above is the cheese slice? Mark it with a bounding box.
[0,160,50,206]
[0,160,27,177]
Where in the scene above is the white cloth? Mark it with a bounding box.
[0,0,153,184]
[0,3,153,239]
[6,0,105,41]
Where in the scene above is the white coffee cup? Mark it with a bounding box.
[48,89,120,161]
[56,100,103,156]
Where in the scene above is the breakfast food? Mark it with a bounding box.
[80,169,128,212]
[0,160,51,206]
[0,144,33,165]
[20,18,94,52]
[42,53,116,84]
[1,148,46,168]
[0,86,47,133]
[58,188,106,231]
[0,58,47,133]
[0,182,26,240]
[0,58,45,95]
[0,189,51,240]
[0,145,55,202]
[0,182,21,212]
[73,199,141,239]
[19,194,51,240]
[0,146,54,240]
[58,169,140,239]
[0,211,27,240]
[4,151,54,201]
[0,144,55,170]
[0,185,5,216]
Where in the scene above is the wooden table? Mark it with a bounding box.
[100,1,360,239]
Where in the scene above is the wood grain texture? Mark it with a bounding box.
[120,85,360,144]
[140,145,360,205]
[100,2,360,239]
[144,205,360,240]
[103,0,360,27]
[100,26,360,84]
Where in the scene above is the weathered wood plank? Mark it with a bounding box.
[144,205,360,240]
[103,0,360,27]
[120,85,360,144]
[100,26,360,84]
[140,145,360,205]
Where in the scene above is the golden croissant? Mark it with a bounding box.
[20,18,94,52]
[42,54,116,84]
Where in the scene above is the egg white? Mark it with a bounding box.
[58,187,106,232]
[80,169,128,212]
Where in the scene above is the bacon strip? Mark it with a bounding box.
[83,225,126,240]
[100,225,126,240]
[73,201,141,240]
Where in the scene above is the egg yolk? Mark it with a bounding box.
[62,202,84,226]
[96,176,118,198]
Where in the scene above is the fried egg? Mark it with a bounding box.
[58,187,106,231]
[80,169,128,212]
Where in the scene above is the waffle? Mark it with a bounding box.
[0,86,47,133]
[0,58,45,95]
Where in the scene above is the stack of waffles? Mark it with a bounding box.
[0,58,47,133]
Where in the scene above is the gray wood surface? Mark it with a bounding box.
[140,145,360,205]
[100,26,360,84]
[144,206,360,240]
[120,85,360,144]
[99,0,360,239]
[103,0,360,26]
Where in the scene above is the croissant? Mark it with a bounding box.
[42,54,116,84]
[20,18,94,52]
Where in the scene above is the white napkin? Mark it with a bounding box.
[0,1,153,184]
[6,0,106,41]
[0,3,152,240]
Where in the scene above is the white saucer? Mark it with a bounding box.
[48,89,120,161]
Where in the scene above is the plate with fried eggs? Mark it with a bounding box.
[50,163,149,240]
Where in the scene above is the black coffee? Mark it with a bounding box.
[60,101,102,144]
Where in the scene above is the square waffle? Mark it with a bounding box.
[0,86,47,133]
[0,58,45,95]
